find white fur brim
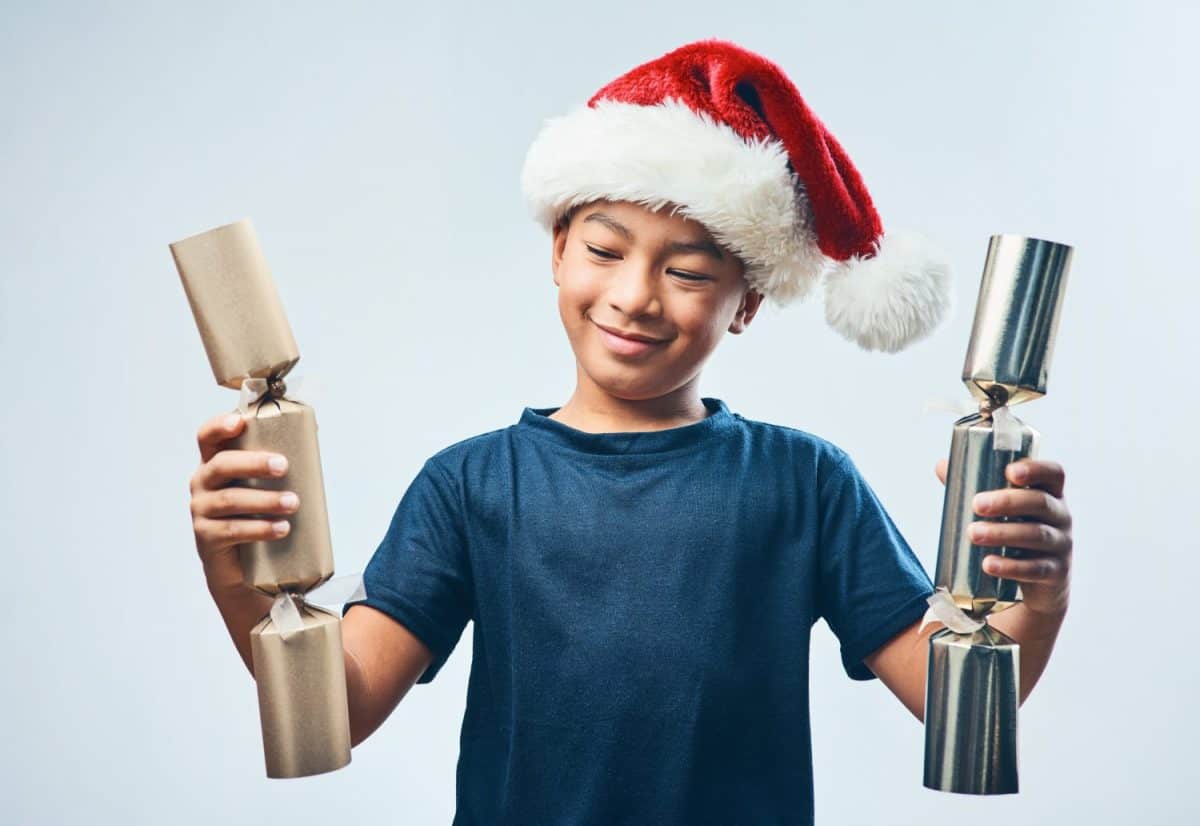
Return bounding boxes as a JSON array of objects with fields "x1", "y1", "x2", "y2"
[
  {"x1": 821, "y1": 230, "x2": 955, "y2": 353},
  {"x1": 520, "y1": 97, "x2": 827, "y2": 305},
  {"x1": 521, "y1": 97, "x2": 953, "y2": 352}
]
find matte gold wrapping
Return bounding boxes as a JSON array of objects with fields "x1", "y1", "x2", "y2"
[
  {"x1": 227, "y1": 396, "x2": 334, "y2": 595},
  {"x1": 250, "y1": 600, "x2": 352, "y2": 779},
  {"x1": 935, "y1": 411, "x2": 1038, "y2": 615},
  {"x1": 169, "y1": 219, "x2": 300, "y2": 389},
  {"x1": 923, "y1": 625, "x2": 1020, "y2": 794},
  {"x1": 170, "y1": 216, "x2": 355, "y2": 780}
]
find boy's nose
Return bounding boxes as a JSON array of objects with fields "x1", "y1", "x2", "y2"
[{"x1": 604, "y1": 266, "x2": 663, "y2": 318}]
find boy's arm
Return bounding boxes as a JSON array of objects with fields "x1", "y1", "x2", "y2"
[
  {"x1": 341, "y1": 604, "x2": 436, "y2": 747},
  {"x1": 863, "y1": 603, "x2": 1067, "y2": 722},
  {"x1": 193, "y1": 414, "x2": 441, "y2": 749},
  {"x1": 863, "y1": 456, "x2": 1073, "y2": 722},
  {"x1": 206, "y1": 576, "x2": 434, "y2": 748}
]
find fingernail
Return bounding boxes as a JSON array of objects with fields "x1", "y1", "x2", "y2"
[
  {"x1": 968, "y1": 522, "x2": 986, "y2": 540},
  {"x1": 268, "y1": 455, "x2": 288, "y2": 474},
  {"x1": 272, "y1": 520, "x2": 290, "y2": 536},
  {"x1": 982, "y1": 555, "x2": 999, "y2": 573},
  {"x1": 1011, "y1": 464, "x2": 1028, "y2": 482},
  {"x1": 280, "y1": 492, "x2": 299, "y2": 510},
  {"x1": 224, "y1": 414, "x2": 241, "y2": 431},
  {"x1": 974, "y1": 492, "x2": 994, "y2": 513}
]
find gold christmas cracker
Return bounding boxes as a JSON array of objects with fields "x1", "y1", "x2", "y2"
[{"x1": 171, "y1": 218, "x2": 355, "y2": 778}]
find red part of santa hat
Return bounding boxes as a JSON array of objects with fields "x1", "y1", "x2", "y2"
[{"x1": 520, "y1": 38, "x2": 954, "y2": 353}]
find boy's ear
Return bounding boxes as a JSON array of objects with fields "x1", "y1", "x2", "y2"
[
  {"x1": 729, "y1": 285, "x2": 765, "y2": 335},
  {"x1": 551, "y1": 221, "x2": 567, "y2": 287}
]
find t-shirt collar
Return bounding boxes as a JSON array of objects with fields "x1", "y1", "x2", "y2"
[{"x1": 517, "y1": 397, "x2": 734, "y2": 456}]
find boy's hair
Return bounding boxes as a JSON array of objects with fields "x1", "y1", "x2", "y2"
[
  {"x1": 554, "y1": 203, "x2": 582, "y2": 233},
  {"x1": 554, "y1": 200, "x2": 689, "y2": 234}
]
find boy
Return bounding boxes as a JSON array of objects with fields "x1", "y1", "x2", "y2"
[{"x1": 187, "y1": 39, "x2": 1074, "y2": 824}]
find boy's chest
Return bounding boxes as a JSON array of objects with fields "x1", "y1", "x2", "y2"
[{"x1": 465, "y1": 459, "x2": 821, "y2": 726}]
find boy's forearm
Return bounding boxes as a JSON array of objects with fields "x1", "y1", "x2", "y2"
[
  {"x1": 879, "y1": 600, "x2": 1068, "y2": 723},
  {"x1": 985, "y1": 601, "x2": 1068, "y2": 704},
  {"x1": 205, "y1": 574, "x2": 275, "y2": 676},
  {"x1": 206, "y1": 571, "x2": 372, "y2": 747}
]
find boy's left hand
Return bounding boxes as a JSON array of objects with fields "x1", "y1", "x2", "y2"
[{"x1": 934, "y1": 457, "x2": 1073, "y2": 617}]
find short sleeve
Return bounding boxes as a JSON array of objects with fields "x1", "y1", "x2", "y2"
[
  {"x1": 816, "y1": 449, "x2": 933, "y2": 681},
  {"x1": 343, "y1": 457, "x2": 473, "y2": 684}
]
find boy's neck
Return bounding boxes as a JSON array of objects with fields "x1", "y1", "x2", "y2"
[{"x1": 548, "y1": 381, "x2": 710, "y2": 434}]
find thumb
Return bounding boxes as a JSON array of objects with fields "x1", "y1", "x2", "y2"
[{"x1": 934, "y1": 457, "x2": 949, "y2": 486}]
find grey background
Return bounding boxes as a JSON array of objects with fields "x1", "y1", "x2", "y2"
[{"x1": 3, "y1": 1, "x2": 1195, "y2": 823}]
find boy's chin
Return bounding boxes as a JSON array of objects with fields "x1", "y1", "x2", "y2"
[{"x1": 578, "y1": 360, "x2": 685, "y2": 400}]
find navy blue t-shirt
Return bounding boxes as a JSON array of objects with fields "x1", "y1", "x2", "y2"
[{"x1": 346, "y1": 396, "x2": 933, "y2": 825}]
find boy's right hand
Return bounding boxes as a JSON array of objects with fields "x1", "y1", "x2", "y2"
[{"x1": 189, "y1": 412, "x2": 299, "y2": 593}]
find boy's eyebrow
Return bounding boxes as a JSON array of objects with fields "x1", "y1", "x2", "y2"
[{"x1": 582, "y1": 211, "x2": 725, "y2": 262}]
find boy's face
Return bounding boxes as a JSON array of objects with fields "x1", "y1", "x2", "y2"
[{"x1": 551, "y1": 199, "x2": 763, "y2": 402}]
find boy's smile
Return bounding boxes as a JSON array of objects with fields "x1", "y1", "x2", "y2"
[
  {"x1": 549, "y1": 199, "x2": 764, "y2": 431},
  {"x1": 591, "y1": 319, "x2": 668, "y2": 357}
]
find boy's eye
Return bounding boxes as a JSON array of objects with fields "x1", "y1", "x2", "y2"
[
  {"x1": 585, "y1": 244, "x2": 711, "y2": 282},
  {"x1": 585, "y1": 244, "x2": 618, "y2": 260}
]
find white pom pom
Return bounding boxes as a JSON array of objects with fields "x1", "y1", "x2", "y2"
[{"x1": 821, "y1": 230, "x2": 954, "y2": 353}]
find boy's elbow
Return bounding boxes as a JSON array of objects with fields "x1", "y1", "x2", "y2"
[
  {"x1": 339, "y1": 604, "x2": 440, "y2": 749},
  {"x1": 345, "y1": 647, "x2": 381, "y2": 749}
]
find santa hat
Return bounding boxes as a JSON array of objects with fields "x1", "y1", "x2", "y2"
[{"x1": 520, "y1": 38, "x2": 954, "y2": 353}]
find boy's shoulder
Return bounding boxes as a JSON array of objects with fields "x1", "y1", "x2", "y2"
[
  {"x1": 729, "y1": 408, "x2": 853, "y2": 468},
  {"x1": 422, "y1": 422, "x2": 514, "y2": 470}
]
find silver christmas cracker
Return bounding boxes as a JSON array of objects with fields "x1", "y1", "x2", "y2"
[{"x1": 923, "y1": 234, "x2": 1073, "y2": 795}]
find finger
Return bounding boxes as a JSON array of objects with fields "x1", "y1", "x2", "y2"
[
  {"x1": 973, "y1": 487, "x2": 1071, "y2": 529},
  {"x1": 981, "y1": 553, "x2": 1066, "y2": 584},
  {"x1": 191, "y1": 486, "x2": 299, "y2": 520},
  {"x1": 934, "y1": 457, "x2": 948, "y2": 485},
  {"x1": 194, "y1": 514, "x2": 291, "y2": 547},
  {"x1": 1006, "y1": 458, "x2": 1066, "y2": 499},
  {"x1": 193, "y1": 450, "x2": 289, "y2": 492},
  {"x1": 967, "y1": 520, "x2": 1072, "y2": 556},
  {"x1": 197, "y1": 413, "x2": 246, "y2": 464}
]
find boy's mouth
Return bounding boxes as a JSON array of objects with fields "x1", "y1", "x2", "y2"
[
  {"x1": 591, "y1": 320, "x2": 668, "y2": 344},
  {"x1": 592, "y1": 320, "x2": 669, "y2": 357}
]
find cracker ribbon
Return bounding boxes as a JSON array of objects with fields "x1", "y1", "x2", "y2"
[
  {"x1": 921, "y1": 396, "x2": 1022, "y2": 452},
  {"x1": 237, "y1": 373, "x2": 323, "y2": 414},
  {"x1": 269, "y1": 573, "x2": 368, "y2": 642},
  {"x1": 919, "y1": 586, "x2": 986, "y2": 635},
  {"x1": 989, "y1": 404, "x2": 1022, "y2": 451}
]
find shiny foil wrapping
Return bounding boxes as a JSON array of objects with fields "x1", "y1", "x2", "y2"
[
  {"x1": 924, "y1": 625, "x2": 1020, "y2": 794},
  {"x1": 923, "y1": 234, "x2": 1073, "y2": 796},
  {"x1": 170, "y1": 218, "x2": 353, "y2": 779},
  {"x1": 961, "y1": 234, "x2": 1072, "y2": 407},
  {"x1": 935, "y1": 411, "x2": 1038, "y2": 616},
  {"x1": 250, "y1": 600, "x2": 352, "y2": 778}
]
